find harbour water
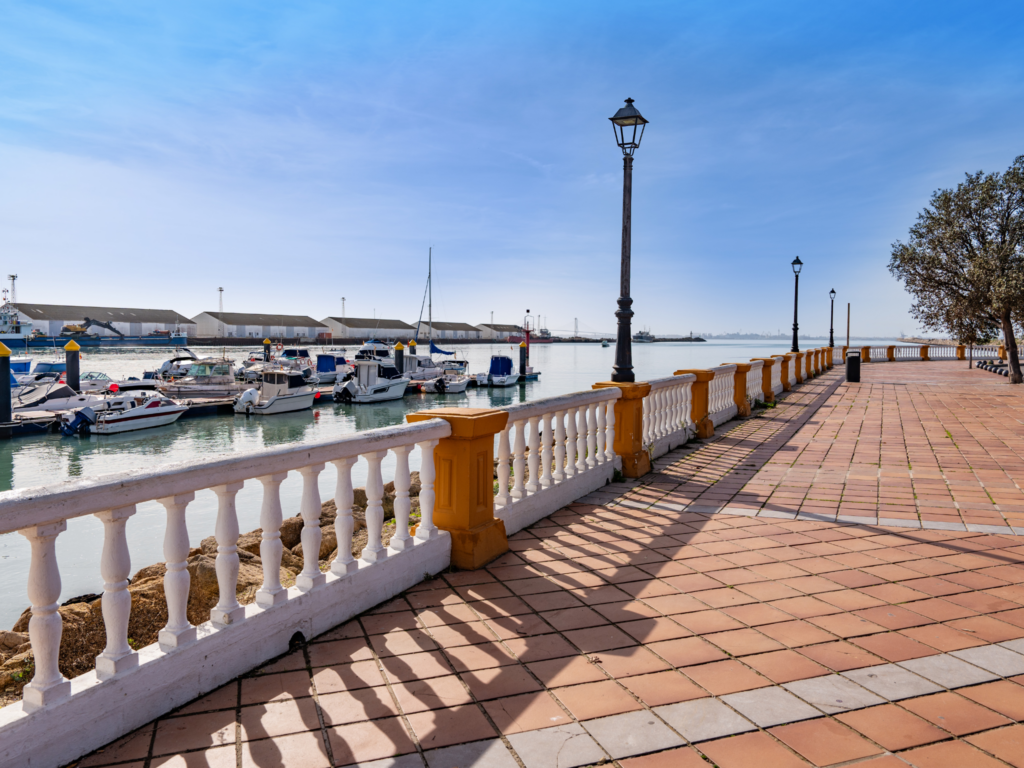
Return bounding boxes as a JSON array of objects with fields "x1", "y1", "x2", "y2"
[{"x1": 0, "y1": 339, "x2": 865, "y2": 626}]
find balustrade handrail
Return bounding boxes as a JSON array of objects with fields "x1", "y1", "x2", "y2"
[
  {"x1": 647, "y1": 372, "x2": 697, "y2": 391},
  {"x1": 500, "y1": 387, "x2": 620, "y2": 422},
  {"x1": 0, "y1": 419, "x2": 452, "y2": 534},
  {"x1": 710, "y1": 363, "x2": 737, "y2": 375}
]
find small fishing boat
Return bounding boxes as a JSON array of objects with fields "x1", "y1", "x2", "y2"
[
  {"x1": 59, "y1": 393, "x2": 187, "y2": 435},
  {"x1": 354, "y1": 340, "x2": 395, "y2": 364},
  {"x1": 486, "y1": 355, "x2": 519, "y2": 387},
  {"x1": 156, "y1": 358, "x2": 249, "y2": 398},
  {"x1": 420, "y1": 373, "x2": 470, "y2": 394},
  {"x1": 234, "y1": 369, "x2": 317, "y2": 415},
  {"x1": 334, "y1": 359, "x2": 408, "y2": 403},
  {"x1": 601, "y1": 340, "x2": 610, "y2": 348},
  {"x1": 633, "y1": 329, "x2": 655, "y2": 343},
  {"x1": 15, "y1": 359, "x2": 66, "y2": 385},
  {"x1": 314, "y1": 351, "x2": 352, "y2": 385}
]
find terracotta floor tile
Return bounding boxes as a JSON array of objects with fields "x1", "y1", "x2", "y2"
[
  {"x1": 648, "y1": 636, "x2": 729, "y2": 667},
  {"x1": 527, "y1": 655, "x2": 607, "y2": 687},
  {"x1": 389, "y1": 675, "x2": 472, "y2": 714},
  {"x1": 674, "y1": 609, "x2": 746, "y2": 634},
  {"x1": 563, "y1": 624, "x2": 638, "y2": 652},
  {"x1": 443, "y1": 641, "x2": 517, "y2": 672},
  {"x1": 618, "y1": 616, "x2": 694, "y2": 643},
  {"x1": 594, "y1": 599, "x2": 662, "y2": 623},
  {"x1": 947, "y1": 615, "x2": 1024, "y2": 642},
  {"x1": 425, "y1": 621, "x2": 497, "y2": 648},
  {"x1": 901, "y1": 691, "x2": 1012, "y2": 736},
  {"x1": 318, "y1": 686, "x2": 399, "y2": 726},
  {"x1": 770, "y1": 717, "x2": 882, "y2": 765},
  {"x1": 640, "y1": 593, "x2": 707, "y2": 615},
  {"x1": 899, "y1": 739, "x2": 1007, "y2": 768},
  {"x1": 700, "y1": 731, "x2": 807, "y2": 768},
  {"x1": 552, "y1": 679, "x2": 643, "y2": 720},
  {"x1": 379, "y1": 650, "x2": 453, "y2": 682},
  {"x1": 852, "y1": 605, "x2": 932, "y2": 630},
  {"x1": 502, "y1": 633, "x2": 578, "y2": 663},
  {"x1": 241, "y1": 671, "x2": 312, "y2": 705},
  {"x1": 849, "y1": 632, "x2": 934, "y2": 662},
  {"x1": 721, "y1": 603, "x2": 795, "y2": 626},
  {"x1": 241, "y1": 731, "x2": 330, "y2": 768},
  {"x1": 965, "y1": 724, "x2": 1024, "y2": 768},
  {"x1": 540, "y1": 606, "x2": 609, "y2": 631},
  {"x1": 837, "y1": 703, "x2": 949, "y2": 751},
  {"x1": 152, "y1": 710, "x2": 236, "y2": 755},
  {"x1": 682, "y1": 659, "x2": 768, "y2": 695},
  {"x1": 240, "y1": 697, "x2": 321, "y2": 741},
  {"x1": 770, "y1": 596, "x2": 842, "y2": 619},
  {"x1": 461, "y1": 664, "x2": 542, "y2": 701},
  {"x1": 79, "y1": 725, "x2": 154, "y2": 767},
  {"x1": 958, "y1": 680, "x2": 1024, "y2": 720},
  {"x1": 595, "y1": 645, "x2": 672, "y2": 678},
  {"x1": 619, "y1": 746, "x2": 708, "y2": 768},
  {"x1": 328, "y1": 716, "x2": 418, "y2": 763},
  {"x1": 742, "y1": 649, "x2": 829, "y2": 684},
  {"x1": 176, "y1": 683, "x2": 239, "y2": 716},
  {"x1": 307, "y1": 638, "x2": 375, "y2": 667},
  {"x1": 311, "y1": 661, "x2": 385, "y2": 694},
  {"x1": 256, "y1": 650, "x2": 309, "y2": 675},
  {"x1": 482, "y1": 691, "x2": 572, "y2": 734},
  {"x1": 808, "y1": 613, "x2": 887, "y2": 638},
  {"x1": 706, "y1": 627, "x2": 784, "y2": 656},
  {"x1": 758, "y1": 619, "x2": 837, "y2": 647},
  {"x1": 900, "y1": 624, "x2": 987, "y2": 652},
  {"x1": 620, "y1": 670, "x2": 708, "y2": 706},
  {"x1": 360, "y1": 610, "x2": 421, "y2": 635},
  {"x1": 416, "y1": 603, "x2": 481, "y2": 627},
  {"x1": 900, "y1": 598, "x2": 978, "y2": 622},
  {"x1": 798, "y1": 640, "x2": 883, "y2": 671}
]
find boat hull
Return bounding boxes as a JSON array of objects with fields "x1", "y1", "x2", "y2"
[
  {"x1": 236, "y1": 391, "x2": 316, "y2": 415},
  {"x1": 489, "y1": 373, "x2": 520, "y2": 387},
  {"x1": 91, "y1": 406, "x2": 188, "y2": 434},
  {"x1": 20, "y1": 334, "x2": 189, "y2": 348},
  {"x1": 333, "y1": 378, "x2": 408, "y2": 404}
]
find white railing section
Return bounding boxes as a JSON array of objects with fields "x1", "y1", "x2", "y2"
[
  {"x1": 708, "y1": 365, "x2": 738, "y2": 427},
  {"x1": 893, "y1": 345, "x2": 921, "y2": 361},
  {"x1": 769, "y1": 358, "x2": 784, "y2": 394},
  {"x1": 494, "y1": 388, "x2": 620, "y2": 534},
  {"x1": 641, "y1": 373, "x2": 695, "y2": 460},
  {"x1": 869, "y1": 346, "x2": 890, "y2": 361},
  {"x1": 927, "y1": 345, "x2": 958, "y2": 360},
  {"x1": 976, "y1": 345, "x2": 1001, "y2": 357},
  {"x1": 0, "y1": 420, "x2": 453, "y2": 768},
  {"x1": 745, "y1": 360, "x2": 764, "y2": 403},
  {"x1": 772, "y1": 356, "x2": 791, "y2": 389}
]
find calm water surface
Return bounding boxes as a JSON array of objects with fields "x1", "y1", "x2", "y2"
[{"x1": 0, "y1": 339, "x2": 855, "y2": 626}]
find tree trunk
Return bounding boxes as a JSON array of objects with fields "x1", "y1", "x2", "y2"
[{"x1": 1002, "y1": 310, "x2": 1022, "y2": 384}]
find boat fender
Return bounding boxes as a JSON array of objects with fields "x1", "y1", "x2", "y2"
[{"x1": 276, "y1": 343, "x2": 283, "y2": 351}]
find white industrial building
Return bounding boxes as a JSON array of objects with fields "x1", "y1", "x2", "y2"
[
  {"x1": 321, "y1": 317, "x2": 417, "y2": 340},
  {"x1": 14, "y1": 304, "x2": 196, "y2": 337},
  {"x1": 193, "y1": 312, "x2": 327, "y2": 339},
  {"x1": 475, "y1": 323, "x2": 523, "y2": 340},
  {"x1": 415, "y1": 321, "x2": 483, "y2": 340}
]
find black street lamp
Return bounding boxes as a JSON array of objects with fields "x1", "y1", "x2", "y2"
[
  {"x1": 791, "y1": 256, "x2": 803, "y2": 353},
  {"x1": 829, "y1": 288, "x2": 836, "y2": 348},
  {"x1": 609, "y1": 98, "x2": 648, "y2": 383}
]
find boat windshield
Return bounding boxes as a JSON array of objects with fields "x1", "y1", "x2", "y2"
[
  {"x1": 35, "y1": 363, "x2": 66, "y2": 374},
  {"x1": 187, "y1": 364, "x2": 232, "y2": 377},
  {"x1": 82, "y1": 372, "x2": 111, "y2": 381}
]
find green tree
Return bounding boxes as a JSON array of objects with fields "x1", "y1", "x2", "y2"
[{"x1": 889, "y1": 156, "x2": 1024, "y2": 383}]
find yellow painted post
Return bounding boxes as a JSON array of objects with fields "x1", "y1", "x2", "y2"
[
  {"x1": 920, "y1": 345, "x2": 930, "y2": 361},
  {"x1": 793, "y1": 353, "x2": 804, "y2": 383},
  {"x1": 780, "y1": 355, "x2": 792, "y2": 392},
  {"x1": 750, "y1": 358, "x2": 775, "y2": 403},
  {"x1": 999, "y1": 345, "x2": 1007, "y2": 361},
  {"x1": 956, "y1": 345, "x2": 966, "y2": 360},
  {"x1": 860, "y1": 346, "x2": 871, "y2": 364},
  {"x1": 729, "y1": 363, "x2": 753, "y2": 417},
  {"x1": 826, "y1": 347, "x2": 834, "y2": 368},
  {"x1": 887, "y1": 345, "x2": 896, "y2": 362},
  {"x1": 406, "y1": 408, "x2": 509, "y2": 569},
  {"x1": 674, "y1": 370, "x2": 715, "y2": 438},
  {"x1": 841, "y1": 346, "x2": 849, "y2": 364},
  {"x1": 592, "y1": 381, "x2": 651, "y2": 477},
  {"x1": 813, "y1": 349, "x2": 821, "y2": 375}
]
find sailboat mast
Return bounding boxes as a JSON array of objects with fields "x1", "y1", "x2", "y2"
[{"x1": 428, "y1": 247, "x2": 432, "y2": 342}]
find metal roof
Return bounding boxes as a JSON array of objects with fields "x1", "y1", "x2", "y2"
[
  {"x1": 323, "y1": 317, "x2": 415, "y2": 330},
  {"x1": 199, "y1": 312, "x2": 326, "y2": 327},
  {"x1": 478, "y1": 324, "x2": 523, "y2": 332},
  {"x1": 419, "y1": 321, "x2": 482, "y2": 332},
  {"x1": 15, "y1": 303, "x2": 193, "y2": 324}
]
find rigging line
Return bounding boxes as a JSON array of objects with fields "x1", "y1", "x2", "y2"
[{"x1": 414, "y1": 253, "x2": 429, "y2": 344}]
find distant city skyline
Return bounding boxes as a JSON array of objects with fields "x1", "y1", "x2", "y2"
[{"x1": 2, "y1": 2, "x2": 1023, "y2": 337}]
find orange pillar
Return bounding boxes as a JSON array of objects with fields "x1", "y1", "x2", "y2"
[
  {"x1": 729, "y1": 363, "x2": 753, "y2": 417},
  {"x1": 956, "y1": 345, "x2": 966, "y2": 360},
  {"x1": 794, "y1": 352, "x2": 804, "y2": 383},
  {"x1": 861, "y1": 346, "x2": 871, "y2": 364},
  {"x1": 998, "y1": 345, "x2": 1007, "y2": 361},
  {"x1": 592, "y1": 381, "x2": 651, "y2": 478},
  {"x1": 779, "y1": 355, "x2": 792, "y2": 392},
  {"x1": 826, "y1": 347, "x2": 834, "y2": 368},
  {"x1": 675, "y1": 369, "x2": 714, "y2": 438},
  {"x1": 887, "y1": 345, "x2": 896, "y2": 361},
  {"x1": 750, "y1": 358, "x2": 775, "y2": 403},
  {"x1": 841, "y1": 346, "x2": 848, "y2": 364},
  {"x1": 406, "y1": 408, "x2": 509, "y2": 569},
  {"x1": 921, "y1": 345, "x2": 930, "y2": 361}
]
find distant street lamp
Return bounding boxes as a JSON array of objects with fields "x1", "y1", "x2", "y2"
[
  {"x1": 609, "y1": 98, "x2": 648, "y2": 383},
  {"x1": 791, "y1": 257, "x2": 803, "y2": 353},
  {"x1": 829, "y1": 288, "x2": 836, "y2": 348}
]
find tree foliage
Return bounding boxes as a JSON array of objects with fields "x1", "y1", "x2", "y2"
[{"x1": 889, "y1": 156, "x2": 1024, "y2": 383}]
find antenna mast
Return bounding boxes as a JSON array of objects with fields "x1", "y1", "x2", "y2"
[{"x1": 428, "y1": 247, "x2": 432, "y2": 343}]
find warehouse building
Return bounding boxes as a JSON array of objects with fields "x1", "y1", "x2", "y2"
[
  {"x1": 321, "y1": 317, "x2": 417, "y2": 340},
  {"x1": 13, "y1": 303, "x2": 196, "y2": 337},
  {"x1": 475, "y1": 323, "x2": 523, "y2": 340},
  {"x1": 193, "y1": 312, "x2": 327, "y2": 339},
  {"x1": 415, "y1": 321, "x2": 483, "y2": 340}
]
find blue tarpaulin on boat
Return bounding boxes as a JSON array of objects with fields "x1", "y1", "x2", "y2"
[
  {"x1": 316, "y1": 354, "x2": 337, "y2": 373},
  {"x1": 430, "y1": 341, "x2": 454, "y2": 355},
  {"x1": 489, "y1": 355, "x2": 513, "y2": 376},
  {"x1": 9, "y1": 372, "x2": 16, "y2": 386}
]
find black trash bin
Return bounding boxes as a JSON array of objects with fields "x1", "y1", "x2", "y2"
[{"x1": 846, "y1": 351, "x2": 861, "y2": 382}]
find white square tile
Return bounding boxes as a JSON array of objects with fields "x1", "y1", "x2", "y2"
[
  {"x1": 783, "y1": 675, "x2": 885, "y2": 714},
  {"x1": 583, "y1": 710, "x2": 684, "y2": 760},
  {"x1": 721, "y1": 687, "x2": 821, "y2": 726},
  {"x1": 507, "y1": 724, "x2": 605, "y2": 768},
  {"x1": 899, "y1": 654, "x2": 999, "y2": 689},
  {"x1": 842, "y1": 664, "x2": 943, "y2": 701},
  {"x1": 951, "y1": 645, "x2": 1024, "y2": 677},
  {"x1": 653, "y1": 698, "x2": 755, "y2": 742}
]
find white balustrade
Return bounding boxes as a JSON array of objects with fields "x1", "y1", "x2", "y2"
[
  {"x1": 708, "y1": 365, "x2": 738, "y2": 426},
  {"x1": 769, "y1": 358, "x2": 783, "y2": 395},
  {"x1": 746, "y1": 360, "x2": 764, "y2": 403},
  {"x1": 869, "y1": 345, "x2": 890, "y2": 361},
  {"x1": 0, "y1": 419, "x2": 452, "y2": 768},
  {"x1": 928, "y1": 345, "x2": 957, "y2": 360},
  {"x1": 893, "y1": 345, "x2": 920, "y2": 361},
  {"x1": 641, "y1": 373, "x2": 695, "y2": 459}
]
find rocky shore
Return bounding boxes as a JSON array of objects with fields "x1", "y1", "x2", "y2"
[{"x1": 0, "y1": 475, "x2": 420, "y2": 708}]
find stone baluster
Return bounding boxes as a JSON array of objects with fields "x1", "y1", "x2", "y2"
[
  {"x1": 552, "y1": 410, "x2": 566, "y2": 483},
  {"x1": 20, "y1": 521, "x2": 70, "y2": 711},
  {"x1": 655, "y1": 389, "x2": 666, "y2": 439},
  {"x1": 415, "y1": 439, "x2": 439, "y2": 540},
  {"x1": 525, "y1": 415, "x2": 540, "y2": 493},
  {"x1": 605, "y1": 400, "x2": 616, "y2": 461},
  {"x1": 95, "y1": 506, "x2": 137, "y2": 680},
  {"x1": 641, "y1": 394, "x2": 652, "y2": 445},
  {"x1": 575, "y1": 406, "x2": 588, "y2": 473},
  {"x1": 158, "y1": 493, "x2": 196, "y2": 650},
  {"x1": 511, "y1": 420, "x2": 527, "y2": 498},
  {"x1": 256, "y1": 472, "x2": 288, "y2": 607},
  {"x1": 211, "y1": 482, "x2": 245, "y2": 626},
  {"x1": 495, "y1": 425, "x2": 512, "y2": 507},
  {"x1": 586, "y1": 403, "x2": 599, "y2": 469},
  {"x1": 362, "y1": 450, "x2": 388, "y2": 562},
  {"x1": 564, "y1": 408, "x2": 578, "y2": 478},
  {"x1": 595, "y1": 400, "x2": 607, "y2": 464},
  {"x1": 539, "y1": 413, "x2": 553, "y2": 488},
  {"x1": 331, "y1": 457, "x2": 359, "y2": 574},
  {"x1": 297, "y1": 463, "x2": 326, "y2": 591},
  {"x1": 390, "y1": 445, "x2": 414, "y2": 551}
]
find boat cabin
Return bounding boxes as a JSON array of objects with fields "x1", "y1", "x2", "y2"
[
  {"x1": 489, "y1": 356, "x2": 514, "y2": 377},
  {"x1": 354, "y1": 340, "x2": 391, "y2": 361},
  {"x1": 260, "y1": 370, "x2": 310, "y2": 398}
]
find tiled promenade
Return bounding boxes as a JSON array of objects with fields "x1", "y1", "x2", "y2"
[{"x1": 76, "y1": 363, "x2": 1024, "y2": 768}]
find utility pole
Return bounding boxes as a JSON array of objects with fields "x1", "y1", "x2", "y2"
[
  {"x1": 428, "y1": 247, "x2": 432, "y2": 342},
  {"x1": 218, "y1": 287, "x2": 224, "y2": 337},
  {"x1": 846, "y1": 303, "x2": 850, "y2": 348}
]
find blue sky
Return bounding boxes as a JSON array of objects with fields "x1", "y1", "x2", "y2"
[{"x1": 1, "y1": 2, "x2": 1023, "y2": 337}]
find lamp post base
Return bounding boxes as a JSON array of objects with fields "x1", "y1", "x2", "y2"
[{"x1": 611, "y1": 296, "x2": 634, "y2": 383}]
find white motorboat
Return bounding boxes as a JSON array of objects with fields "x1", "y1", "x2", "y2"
[
  {"x1": 354, "y1": 340, "x2": 396, "y2": 365},
  {"x1": 59, "y1": 393, "x2": 187, "y2": 435},
  {"x1": 12, "y1": 382, "x2": 105, "y2": 413},
  {"x1": 420, "y1": 373, "x2": 470, "y2": 394},
  {"x1": 234, "y1": 369, "x2": 317, "y2": 415},
  {"x1": 633, "y1": 329, "x2": 655, "y2": 343},
  {"x1": 78, "y1": 372, "x2": 156, "y2": 393},
  {"x1": 472, "y1": 371, "x2": 489, "y2": 386},
  {"x1": 15, "y1": 359, "x2": 66, "y2": 385},
  {"x1": 601, "y1": 340, "x2": 610, "y2": 348},
  {"x1": 485, "y1": 355, "x2": 519, "y2": 387},
  {"x1": 333, "y1": 359, "x2": 408, "y2": 403},
  {"x1": 314, "y1": 351, "x2": 351, "y2": 385},
  {"x1": 147, "y1": 348, "x2": 199, "y2": 380},
  {"x1": 156, "y1": 358, "x2": 249, "y2": 398}
]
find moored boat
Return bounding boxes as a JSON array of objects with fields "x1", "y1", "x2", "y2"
[
  {"x1": 234, "y1": 368, "x2": 317, "y2": 415},
  {"x1": 333, "y1": 358, "x2": 408, "y2": 403},
  {"x1": 59, "y1": 393, "x2": 187, "y2": 435},
  {"x1": 156, "y1": 358, "x2": 249, "y2": 398},
  {"x1": 485, "y1": 355, "x2": 519, "y2": 387}
]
